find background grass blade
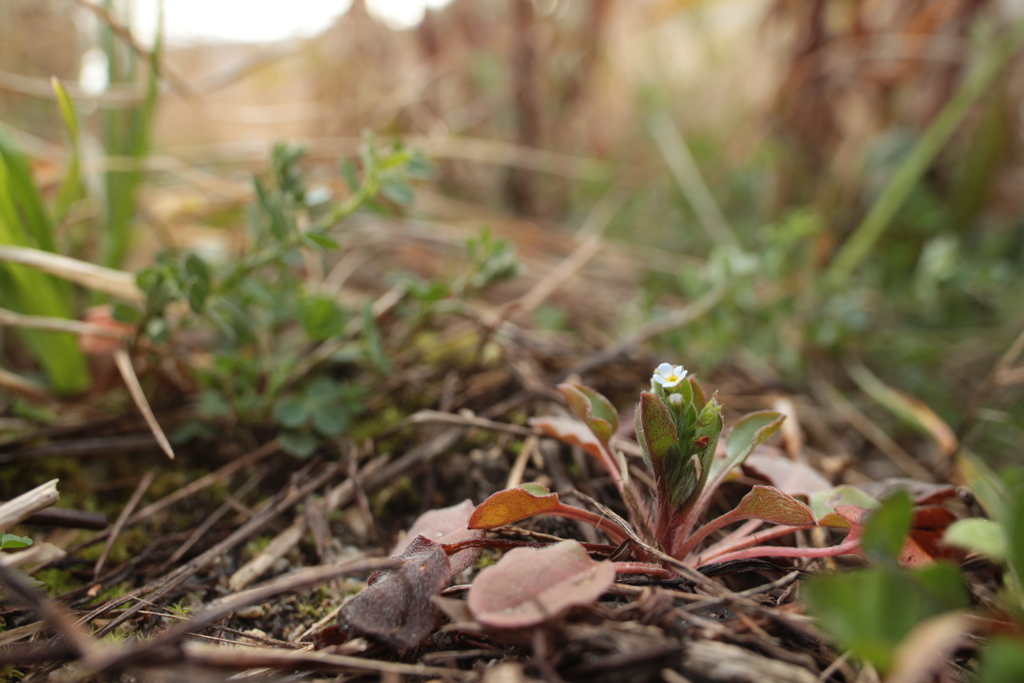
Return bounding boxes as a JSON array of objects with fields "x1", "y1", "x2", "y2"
[{"x1": 0, "y1": 154, "x2": 90, "y2": 394}]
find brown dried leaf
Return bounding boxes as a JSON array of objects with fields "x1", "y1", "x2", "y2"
[
  {"x1": 396, "y1": 499, "x2": 483, "y2": 575},
  {"x1": 337, "y1": 536, "x2": 450, "y2": 651},
  {"x1": 530, "y1": 415, "x2": 606, "y2": 462},
  {"x1": 744, "y1": 452, "x2": 832, "y2": 498},
  {"x1": 467, "y1": 540, "x2": 616, "y2": 629}
]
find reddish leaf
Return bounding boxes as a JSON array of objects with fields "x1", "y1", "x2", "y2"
[
  {"x1": 530, "y1": 415, "x2": 606, "y2": 462},
  {"x1": 901, "y1": 506, "x2": 964, "y2": 566},
  {"x1": 675, "y1": 484, "x2": 818, "y2": 557},
  {"x1": 558, "y1": 383, "x2": 617, "y2": 446},
  {"x1": 732, "y1": 485, "x2": 817, "y2": 527},
  {"x1": 833, "y1": 504, "x2": 964, "y2": 567},
  {"x1": 337, "y1": 536, "x2": 450, "y2": 650},
  {"x1": 467, "y1": 540, "x2": 616, "y2": 629},
  {"x1": 396, "y1": 499, "x2": 483, "y2": 575},
  {"x1": 469, "y1": 485, "x2": 560, "y2": 530},
  {"x1": 743, "y1": 452, "x2": 832, "y2": 498}
]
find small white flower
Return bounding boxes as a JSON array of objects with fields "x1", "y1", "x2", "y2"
[
  {"x1": 652, "y1": 363, "x2": 687, "y2": 389},
  {"x1": 668, "y1": 393, "x2": 683, "y2": 406}
]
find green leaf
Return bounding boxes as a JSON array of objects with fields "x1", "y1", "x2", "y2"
[
  {"x1": 688, "y1": 376, "x2": 707, "y2": 409},
  {"x1": 380, "y1": 179, "x2": 415, "y2": 206},
  {"x1": 1005, "y1": 484, "x2": 1024, "y2": 578},
  {"x1": 944, "y1": 518, "x2": 1006, "y2": 561},
  {"x1": 186, "y1": 277, "x2": 210, "y2": 314},
  {"x1": 0, "y1": 534, "x2": 32, "y2": 550},
  {"x1": 709, "y1": 411, "x2": 785, "y2": 483},
  {"x1": 804, "y1": 561, "x2": 967, "y2": 674},
  {"x1": 112, "y1": 302, "x2": 141, "y2": 324},
  {"x1": 298, "y1": 295, "x2": 345, "y2": 342},
  {"x1": 301, "y1": 230, "x2": 339, "y2": 251},
  {"x1": 278, "y1": 430, "x2": 319, "y2": 458},
  {"x1": 469, "y1": 485, "x2": 560, "y2": 529},
  {"x1": 911, "y1": 562, "x2": 969, "y2": 610},
  {"x1": 305, "y1": 377, "x2": 342, "y2": 404},
  {"x1": 809, "y1": 485, "x2": 879, "y2": 526},
  {"x1": 273, "y1": 396, "x2": 311, "y2": 429},
  {"x1": 405, "y1": 153, "x2": 434, "y2": 179},
  {"x1": 976, "y1": 637, "x2": 1024, "y2": 683},
  {"x1": 361, "y1": 302, "x2": 391, "y2": 373},
  {"x1": 633, "y1": 392, "x2": 678, "y2": 472},
  {"x1": 311, "y1": 405, "x2": 349, "y2": 437},
  {"x1": 862, "y1": 490, "x2": 913, "y2": 562},
  {"x1": 184, "y1": 252, "x2": 211, "y2": 283},
  {"x1": 340, "y1": 159, "x2": 360, "y2": 193}
]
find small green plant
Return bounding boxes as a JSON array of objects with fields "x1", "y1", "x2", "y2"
[
  {"x1": 474, "y1": 364, "x2": 859, "y2": 565},
  {"x1": 272, "y1": 377, "x2": 367, "y2": 458},
  {"x1": 804, "y1": 491, "x2": 969, "y2": 674},
  {"x1": 804, "y1": 452, "x2": 1024, "y2": 680},
  {"x1": 0, "y1": 85, "x2": 91, "y2": 394},
  {"x1": 334, "y1": 364, "x2": 866, "y2": 650},
  {"x1": 128, "y1": 135, "x2": 432, "y2": 456}
]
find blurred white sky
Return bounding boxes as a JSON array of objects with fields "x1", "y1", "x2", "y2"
[{"x1": 131, "y1": 0, "x2": 453, "y2": 44}]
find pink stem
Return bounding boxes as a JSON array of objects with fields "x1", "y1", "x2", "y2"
[
  {"x1": 707, "y1": 537, "x2": 863, "y2": 564},
  {"x1": 694, "y1": 524, "x2": 817, "y2": 564},
  {"x1": 550, "y1": 503, "x2": 630, "y2": 546},
  {"x1": 671, "y1": 483, "x2": 719, "y2": 553},
  {"x1": 612, "y1": 562, "x2": 675, "y2": 579},
  {"x1": 595, "y1": 443, "x2": 625, "y2": 493},
  {"x1": 672, "y1": 510, "x2": 742, "y2": 559}
]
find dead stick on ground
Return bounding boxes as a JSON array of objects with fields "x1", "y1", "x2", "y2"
[
  {"x1": 512, "y1": 186, "x2": 628, "y2": 316},
  {"x1": 0, "y1": 307, "x2": 127, "y2": 339},
  {"x1": 72, "y1": 439, "x2": 280, "y2": 556},
  {"x1": 173, "y1": 641, "x2": 474, "y2": 679},
  {"x1": 94, "y1": 469, "x2": 156, "y2": 577},
  {"x1": 84, "y1": 459, "x2": 350, "y2": 636},
  {"x1": 80, "y1": 557, "x2": 396, "y2": 675},
  {"x1": 157, "y1": 467, "x2": 269, "y2": 573},
  {"x1": 0, "y1": 561, "x2": 100, "y2": 662},
  {"x1": 113, "y1": 349, "x2": 174, "y2": 460},
  {"x1": 0, "y1": 479, "x2": 60, "y2": 531}
]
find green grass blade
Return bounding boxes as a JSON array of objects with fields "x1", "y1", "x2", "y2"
[
  {"x1": 99, "y1": 3, "x2": 162, "y2": 270},
  {"x1": 51, "y1": 78, "x2": 84, "y2": 225},
  {"x1": 828, "y1": 16, "x2": 1024, "y2": 284},
  {"x1": 0, "y1": 126, "x2": 56, "y2": 253},
  {"x1": 0, "y1": 154, "x2": 90, "y2": 394}
]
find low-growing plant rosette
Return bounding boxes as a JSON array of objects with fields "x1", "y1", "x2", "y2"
[{"x1": 333, "y1": 363, "x2": 954, "y2": 650}]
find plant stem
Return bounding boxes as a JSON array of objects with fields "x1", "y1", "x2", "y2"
[
  {"x1": 672, "y1": 509, "x2": 742, "y2": 559},
  {"x1": 708, "y1": 536, "x2": 863, "y2": 564},
  {"x1": 550, "y1": 503, "x2": 630, "y2": 546},
  {"x1": 694, "y1": 524, "x2": 818, "y2": 565}
]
